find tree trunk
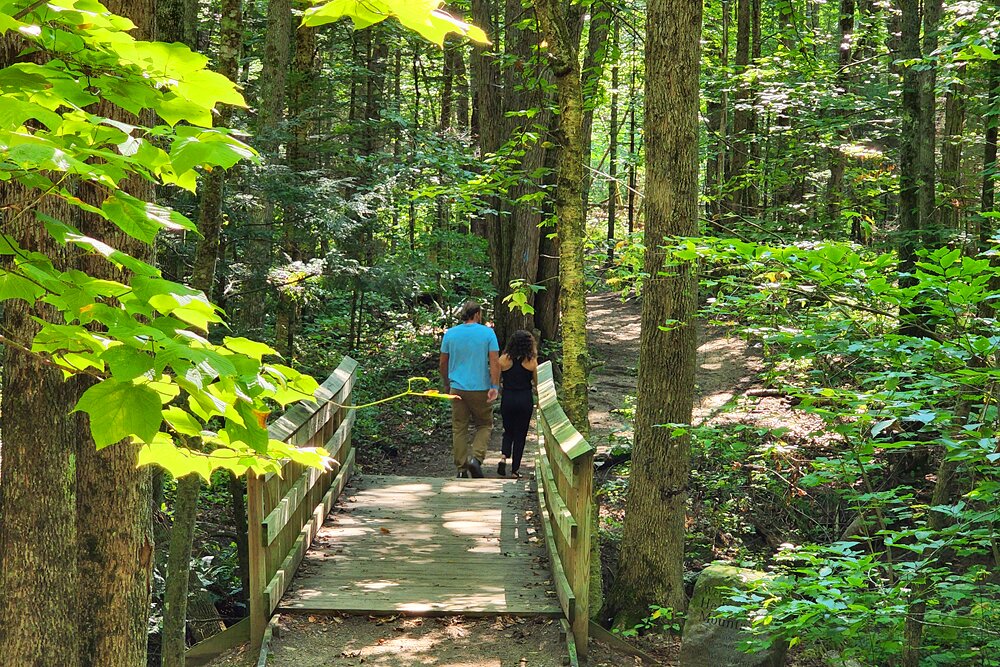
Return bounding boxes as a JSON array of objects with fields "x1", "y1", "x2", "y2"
[
  {"x1": 0, "y1": 182, "x2": 81, "y2": 667},
  {"x1": 896, "y1": 0, "x2": 922, "y2": 321},
  {"x1": 606, "y1": 17, "x2": 620, "y2": 266},
  {"x1": 627, "y1": 51, "x2": 638, "y2": 234},
  {"x1": 726, "y1": 0, "x2": 753, "y2": 217},
  {"x1": 162, "y1": 6, "x2": 245, "y2": 659},
  {"x1": 580, "y1": 1, "x2": 612, "y2": 217},
  {"x1": 918, "y1": 0, "x2": 943, "y2": 245},
  {"x1": 940, "y1": 72, "x2": 966, "y2": 232},
  {"x1": 826, "y1": 0, "x2": 854, "y2": 227},
  {"x1": 611, "y1": 0, "x2": 701, "y2": 622},
  {"x1": 473, "y1": 0, "x2": 547, "y2": 345},
  {"x1": 161, "y1": 475, "x2": 202, "y2": 667},
  {"x1": 979, "y1": 54, "x2": 999, "y2": 316},
  {"x1": 72, "y1": 4, "x2": 156, "y2": 665},
  {"x1": 532, "y1": 0, "x2": 590, "y2": 438},
  {"x1": 236, "y1": 0, "x2": 292, "y2": 339}
]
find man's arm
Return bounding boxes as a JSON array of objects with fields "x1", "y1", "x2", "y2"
[
  {"x1": 487, "y1": 350, "x2": 500, "y2": 401},
  {"x1": 439, "y1": 352, "x2": 450, "y2": 392}
]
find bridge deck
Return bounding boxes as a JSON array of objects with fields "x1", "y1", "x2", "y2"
[{"x1": 278, "y1": 474, "x2": 563, "y2": 617}]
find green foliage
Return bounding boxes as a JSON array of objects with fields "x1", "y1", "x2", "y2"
[
  {"x1": 614, "y1": 605, "x2": 683, "y2": 638},
  {"x1": 303, "y1": 0, "x2": 489, "y2": 46},
  {"x1": 0, "y1": 0, "x2": 342, "y2": 479},
  {"x1": 682, "y1": 237, "x2": 1000, "y2": 664},
  {"x1": 502, "y1": 278, "x2": 544, "y2": 316}
]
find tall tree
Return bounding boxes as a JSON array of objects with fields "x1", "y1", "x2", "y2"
[
  {"x1": 606, "y1": 17, "x2": 620, "y2": 266},
  {"x1": 162, "y1": 2, "x2": 245, "y2": 664},
  {"x1": 532, "y1": 0, "x2": 589, "y2": 437},
  {"x1": 236, "y1": 0, "x2": 292, "y2": 339},
  {"x1": 725, "y1": 0, "x2": 755, "y2": 216},
  {"x1": 0, "y1": 174, "x2": 82, "y2": 666},
  {"x1": 471, "y1": 0, "x2": 546, "y2": 345},
  {"x1": 611, "y1": 0, "x2": 702, "y2": 621},
  {"x1": 75, "y1": 1, "x2": 156, "y2": 663}
]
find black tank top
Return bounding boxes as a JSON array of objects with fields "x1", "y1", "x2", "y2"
[{"x1": 502, "y1": 359, "x2": 534, "y2": 392}]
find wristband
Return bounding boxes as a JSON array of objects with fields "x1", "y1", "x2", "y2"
[{"x1": 490, "y1": 384, "x2": 499, "y2": 390}]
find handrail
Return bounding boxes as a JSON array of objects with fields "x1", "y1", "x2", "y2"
[
  {"x1": 535, "y1": 360, "x2": 594, "y2": 659},
  {"x1": 246, "y1": 356, "x2": 359, "y2": 651}
]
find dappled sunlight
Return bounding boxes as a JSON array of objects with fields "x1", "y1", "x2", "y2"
[{"x1": 280, "y1": 475, "x2": 559, "y2": 617}]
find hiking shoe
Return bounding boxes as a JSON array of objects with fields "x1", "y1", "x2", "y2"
[
  {"x1": 467, "y1": 457, "x2": 484, "y2": 478},
  {"x1": 456, "y1": 469, "x2": 469, "y2": 478},
  {"x1": 497, "y1": 460, "x2": 507, "y2": 477}
]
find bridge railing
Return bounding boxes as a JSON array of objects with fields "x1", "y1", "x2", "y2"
[
  {"x1": 534, "y1": 360, "x2": 595, "y2": 658},
  {"x1": 246, "y1": 356, "x2": 359, "y2": 650}
]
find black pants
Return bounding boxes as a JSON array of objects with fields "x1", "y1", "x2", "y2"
[{"x1": 501, "y1": 389, "x2": 534, "y2": 473}]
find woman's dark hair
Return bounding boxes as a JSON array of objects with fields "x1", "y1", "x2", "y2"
[{"x1": 504, "y1": 330, "x2": 537, "y2": 362}]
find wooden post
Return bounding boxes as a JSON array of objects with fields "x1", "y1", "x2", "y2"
[
  {"x1": 570, "y1": 455, "x2": 593, "y2": 658},
  {"x1": 247, "y1": 472, "x2": 267, "y2": 652}
]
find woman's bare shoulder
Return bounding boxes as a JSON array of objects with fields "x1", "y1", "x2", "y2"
[
  {"x1": 499, "y1": 353, "x2": 514, "y2": 370},
  {"x1": 523, "y1": 358, "x2": 539, "y2": 371}
]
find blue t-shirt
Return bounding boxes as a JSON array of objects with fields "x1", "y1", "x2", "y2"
[{"x1": 440, "y1": 323, "x2": 499, "y2": 391}]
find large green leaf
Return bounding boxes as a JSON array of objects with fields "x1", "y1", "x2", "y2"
[
  {"x1": 74, "y1": 378, "x2": 163, "y2": 448},
  {"x1": 303, "y1": 0, "x2": 488, "y2": 46}
]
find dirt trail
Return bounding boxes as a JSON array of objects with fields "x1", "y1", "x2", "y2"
[
  {"x1": 210, "y1": 294, "x2": 757, "y2": 667},
  {"x1": 586, "y1": 291, "x2": 760, "y2": 448}
]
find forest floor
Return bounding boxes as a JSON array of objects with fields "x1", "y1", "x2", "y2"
[{"x1": 208, "y1": 292, "x2": 806, "y2": 666}]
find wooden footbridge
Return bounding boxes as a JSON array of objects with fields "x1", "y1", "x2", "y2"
[{"x1": 187, "y1": 357, "x2": 595, "y2": 665}]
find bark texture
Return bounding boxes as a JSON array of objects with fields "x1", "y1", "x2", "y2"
[
  {"x1": 471, "y1": 0, "x2": 547, "y2": 346},
  {"x1": 74, "y1": 4, "x2": 156, "y2": 665},
  {"x1": 611, "y1": 0, "x2": 702, "y2": 621},
  {"x1": 0, "y1": 190, "x2": 81, "y2": 667},
  {"x1": 531, "y1": 0, "x2": 590, "y2": 436},
  {"x1": 237, "y1": 0, "x2": 292, "y2": 339}
]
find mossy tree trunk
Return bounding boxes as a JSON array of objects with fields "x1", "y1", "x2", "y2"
[{"x1": 611, "y1": 0, "x2": 702, "y2": 622}]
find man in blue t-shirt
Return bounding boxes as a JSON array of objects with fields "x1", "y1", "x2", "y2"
[{"x1": 439, "y1": 300, "x2": 500, "y2": 478}]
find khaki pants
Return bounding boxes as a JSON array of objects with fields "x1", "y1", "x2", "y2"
[{"x1": 451, "y1": 389, "x2": 492, "y2": 470}]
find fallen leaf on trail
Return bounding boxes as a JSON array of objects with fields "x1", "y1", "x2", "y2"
[
  {"x1": 308, "y1": 616, "x2": 317, "y2": 622},
  {"x1": 380, "y1": 527, "x2": 391, "y2": 534}
]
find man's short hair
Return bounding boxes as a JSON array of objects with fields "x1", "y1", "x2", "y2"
[{"x1": 460, "y1": 300, "x2": 482, "y2": 322}]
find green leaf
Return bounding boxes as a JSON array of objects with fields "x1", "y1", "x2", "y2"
[
  {"x1": 162, "y1": 406, "x2": 205, "y2": 437},
  {"x1": 136, "y1": 433, "x2": 214, "y2": 481},
  {"x1": 303, "y1": 0, "x2": 489, "y2": 46},
  {"x1": 870, "y1": 418, "x2": 895, "y2": 438},
  {"x1": 74, "y1": 378, "x2": 163, "y2": 448},
  {"x1": 224, "y1": 336, "x2": 277, "y2": 360},
  {"x1": 169, "y1": 130, "x2": 256, "y2": 175},
  {"x1": 101, "y1": 345, "x2": 154, "y2": 380},
  {"x1": 0, "y1": 269, "x2": 46, "y2": 304}
]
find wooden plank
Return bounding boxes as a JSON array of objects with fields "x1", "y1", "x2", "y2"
[
  {"x1": 322, "y1": 409, "x2": 356, "y2": 466},
  {"x1": 288, "y1": 367, "x2": 355, "y2": 448},
  {"x1": 263, "y1": 448, "x2": 355, "y2": 614},
  {"x1": 588, "y1": 621, "x2": 660, "y2": 665},
  {"x1": 267, "y1": 358, "x2": 357, "y2": 443},
  {"x1": 535, "y1": 454, "x2": 576, "y2": 622},
  {"x1": 561, "y1": 618, "x2": 580, "y2": 667},
  {"x1": 261, "y1": 411, "x2": 356, "y2": 545},
  {"x1": 536, "y1": 362, "x2": 594, "y2": 462},
  {"x1": 255, "y1": 616, "x2": 279, "y2": 667},
  {"x1": 568, "y1": 453, "x2": 593, "y2": 658},
  {"x1": 536, "y1": 450, "x2": 578, "y2": 546},
  {"x1": 262, "y1": 467, "x2": 324, "y2": 546},
  {"x1": 538, "y1": 414, "x2": 577, "y2": 486},
  {"x1": 280, "y1": 600, "x2": 563, "y2": 617},
  {"x1": 184, "y1": 617, "x2": 250, "y2": 667},
  {"x1": 246, "y1": 472, "x2": 268, "y2": 652}
]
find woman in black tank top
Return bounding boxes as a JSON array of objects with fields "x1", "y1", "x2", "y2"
[{"x1": 497, "y1": 330, "x2": 538, "y2": 478}]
